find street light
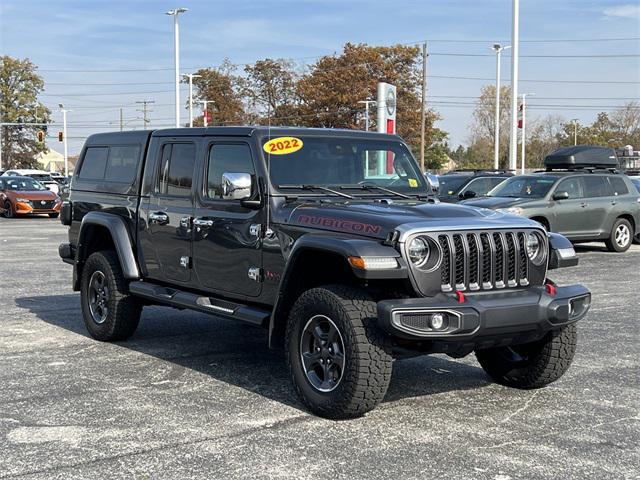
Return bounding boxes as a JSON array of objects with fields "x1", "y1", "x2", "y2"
[
  {"x1": 183, "y1": 73, "x2": 201, "y2": 127},
  {"x1": 508, "y1": 0, "x2": 520, "y2": 171},
  {"x1": 166, "y1": 7, "x2": 188, "y2": 128},
  {"x1": 58, "y1": 103, "x2": 71, "y2": 177},
  {"x1": 357, "y1": 100, "x2": 376, "y2": 131},
  {"x1": 492, "y1": 43, "x2": 511, "y2": 169},
  {"x1": 519, "y1": 92, "x2": 534, "y2": 174}
]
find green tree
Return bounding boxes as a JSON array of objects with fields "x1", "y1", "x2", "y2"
[{"x1": 0, "y1": 56, "x2": 51, "y2": 169}]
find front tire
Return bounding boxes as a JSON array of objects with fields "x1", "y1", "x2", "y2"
[
  {"x1": 3, "y1": 200, "x2": 14, "y2": 218},
  {"x1": 605, "y1": 218, "x2": 632, "y2": 252},
  {"x1": 80, "y1": 250, "x2": 142, "y2": 341},
  {"x1": 475, "y1": 324, "x2": 577, "y2": 389},
  {"x1": 285, "y1": 285, "x2": 392, "y2": 419}
]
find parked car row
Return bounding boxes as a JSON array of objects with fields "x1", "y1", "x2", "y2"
[{"x1": 434, "y1": 146, "x2": 640, "y2": 253}]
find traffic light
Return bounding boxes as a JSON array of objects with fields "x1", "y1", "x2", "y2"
[
  {"x1": 58, "y1": 131, "x2": 63, "y2": 142},
  {"x1": 37, "y1": 131, "x2": 45, "y2": 143}
]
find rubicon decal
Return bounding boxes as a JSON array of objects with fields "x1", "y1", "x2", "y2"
[
  {"x1": 297, "y1": 215, "x2": 382, "y2": 234},
  {"x1": 263, "y1": 137, "x2": 303, "y2": 155}
]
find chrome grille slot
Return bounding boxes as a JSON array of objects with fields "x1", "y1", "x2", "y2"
[{"x1": 434, "y1": 230, "x2": 533, "y2": 293}]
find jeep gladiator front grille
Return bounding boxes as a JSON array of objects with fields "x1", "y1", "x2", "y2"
[{"x1": 437, "y1": 231, "x2": 530, "y2": 292}]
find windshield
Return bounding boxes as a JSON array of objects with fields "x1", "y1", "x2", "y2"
[
  {"x1": 263, "y1": 136, "x2": 429, "y2": 195},
  {"x1": 487, "y1": 176, "x2": 557, "y2": 198},
  {"x1": 30, "y1": 174, "x2": 53, "y2": 182},
  {"x1": 3, "y1": 177, "x2": 47, "y2": 191},
  {"x1": 437, "y1": 175, "x2": 471, "y2": 195}
]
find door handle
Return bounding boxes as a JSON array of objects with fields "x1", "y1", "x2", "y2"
[
  {"x1": 611, "y1": 200, "x2": 617, "y2": 206},
  {"x1": 149, "y1": 212, "x2": 169, "y2": 225},
  {"x1": 193, "y1": 218, "x2": 214, "y2": 228},
  {"x1": 580, "y1": 202, "x2": 588, "y2": 208}
]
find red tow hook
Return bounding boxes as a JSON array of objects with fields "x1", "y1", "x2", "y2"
[
  {"x1": 455, "y1": 291, "x2": 466, "y2": 303},
  {"x1": 545, "y1": 282, "x2": 556, "y2": 296}
]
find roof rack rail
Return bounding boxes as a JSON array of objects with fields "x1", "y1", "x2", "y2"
[{"x1": 446, "y1": 168, "x2": 515, "y2": 174}]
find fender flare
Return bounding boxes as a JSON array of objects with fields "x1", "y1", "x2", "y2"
[
  {"x1": 268, "y1": 233, "x2": 406, "y2": 347},
  {"x1": 547, "y1": 232, "x2": 579, "y2": 269},
  {"x1": 77, "y1": 211, "x2": 140, "y2": 279}
]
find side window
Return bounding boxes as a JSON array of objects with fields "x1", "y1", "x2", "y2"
[
  {"x1": 582, "y1": 176, "x2": 611, "y2": 198},
  {"x1": 556, "y1": 177, "x2": 583, "y2": 198},
  {"x1": 608, "y1": 176, "x2": 629, "y2": 195},
  {"x1": 105, "y1": 145, "x2": 140, "y2": 182},
  {"x1": 158, "y1": 143, "x2": 196, "y2": 196},
  {"x1": 206, "y1": 144, "x2": 255, "y2": 199},
  {"x1": 78, "y1": 147, "x2": 109, "y2": 180}
]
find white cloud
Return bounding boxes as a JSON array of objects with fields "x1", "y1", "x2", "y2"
[{"x1": 603, "y1": 4, "x2": 640, "y2": 19}]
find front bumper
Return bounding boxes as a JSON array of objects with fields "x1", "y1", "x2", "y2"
[
  {"x1": 14, "y1": 200, "x2": 61, "y2": 215},
  {"x1": 377, "y1": 284, "x2": 590, "y2": 351}
]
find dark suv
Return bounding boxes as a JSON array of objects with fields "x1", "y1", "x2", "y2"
[
  {"x1": 59, "y1": 127, "x2": 590, "y2": 418},
  {"x1": 437, "y1": 169, "x2": 513, "y2": 203},
  {"x1": 465, "y1": 146, "x2": 640, "y2": 252}
]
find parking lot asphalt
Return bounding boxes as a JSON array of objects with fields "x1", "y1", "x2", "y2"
[{"x1": 0, "y1": 216, "x2": 638, "y2": 479}]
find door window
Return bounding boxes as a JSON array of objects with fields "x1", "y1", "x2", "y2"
[
  {"x1": 556, "y1": 177, "x2": 583, "y2": 199},
  {"x1": 158, "y1": 143, "x2": 196, "y2": 196},
  {"x1": 582, "y1": 176, "x2": 611, "y2": 198},
  {"x1": 206, "y1": 144, "x2": 255, "y2": 199},
  {"x1": 608, "y1": 176, "x2": 629, "y2": 195}
]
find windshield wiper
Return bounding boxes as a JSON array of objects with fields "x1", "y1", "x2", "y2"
[
  {"x1": 341, "y1": 182, "x2": 412, "y2": 199},
  {"x1": 277, "y1": 184, "x2": 354, "y2": 199}
]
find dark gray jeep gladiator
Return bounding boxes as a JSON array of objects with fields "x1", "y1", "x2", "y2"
[{"x1": 59, "y1": 127, "x2": 591, "y2": 418}]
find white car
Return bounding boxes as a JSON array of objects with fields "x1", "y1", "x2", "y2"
[{"x1": 2, "y1": 169, "x2": 60, "y2": 194}]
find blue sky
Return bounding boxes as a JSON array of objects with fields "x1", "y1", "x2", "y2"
[{"x1": 1, "y1": 0, "x2": 639, "y2": 155}]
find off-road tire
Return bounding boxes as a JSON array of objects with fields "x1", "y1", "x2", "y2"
[
  {"x1": 475, "y1": 323, "x2": 577, "y2": 389},
  {"x1": 80, "y1": 250, "x2": 142, "y2": 341},
  {"x1": 3, "y1": 200, "x2": 14, "y2": 218},
  {"x1": 604, "y1": 218, "x2": 632, "y2": 253},
  {"x1": 48, "y1": 212, "x2": 59, "y2": 219},
  {"x1": 285, "y1": 285, "x2": 392, "y2": 419}
]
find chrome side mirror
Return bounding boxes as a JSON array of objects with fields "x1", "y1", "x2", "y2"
[{"x1": 221, "y1": 172, "x2": 252, "y2": 200}]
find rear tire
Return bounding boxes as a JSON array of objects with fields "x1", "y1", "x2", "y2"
[
  {"x1": 605, "y1": 218, "x2": 632, "y2": 252},
  {"x1": 80, "y1": 250, "x2": 142, "y2": 341},
  {"x1": 3, "y1": 200, "x2": 13, "y2": 218},
  {"x1": 285, "y1": 285, "x2": 392, "y2": 419},
  {"x1": 475, "y1": 324, "x2": 577, "y2": 389}
]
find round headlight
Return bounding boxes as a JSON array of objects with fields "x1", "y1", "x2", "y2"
[
  {"x1": 408, "y1": 237, "x2": 430, "y2": 267},
  {"x1": 526, "y1": 232, "x2": 545, "y2": 265}
]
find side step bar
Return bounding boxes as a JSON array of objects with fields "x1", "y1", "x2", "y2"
[{"x1": 129, "y1": 281, "x2": 269, "y2": 326}]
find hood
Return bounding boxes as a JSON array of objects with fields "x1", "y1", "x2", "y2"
[
  {"x1": 5, "y1": 189, "x2": 57, "y2": 201},
  {"x1": 280, "y1": 199, "x2": 540, "y2": 239},
  {"x1": 461, "y1": 196, "x2": 534, "y2": 209}
]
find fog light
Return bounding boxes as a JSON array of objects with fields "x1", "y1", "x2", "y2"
[{"x1": 430, "y1": 313, "x2": 445, "y2": 330}]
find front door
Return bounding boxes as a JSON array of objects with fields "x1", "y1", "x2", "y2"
[
  {"x1": 551, "y1": 177, "x2": 590, "y2": 238},
  {"x1": 192, "y1": 140, "x2": 263, "y2": 298},
  {"x1": 143, "y1": 141, "x2": 197, "y2": 284}
]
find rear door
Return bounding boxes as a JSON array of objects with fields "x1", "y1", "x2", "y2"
[
  {"x1": 143, "y1": 141, "x2": 197, "y2": 284},
  {"x1": 192, "y1": 139, "x2": 263, "y2": 298},
  {"x1": 581, "y1": 175, "x2": 613, "y2": 236}
]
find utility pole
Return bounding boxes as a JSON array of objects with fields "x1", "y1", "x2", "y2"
[
  {"x1": 166, "y1": 8, "x2": 188, "y2": 128},
  {"x1": 119, "y1": 108, "x2": 124, "y2": 131},
  {"x1": 183, "y1": 73, "x2": 201, "y2": 127},
  {"x1": 571, "y1": 118, "x2": 579, "y2": 145},
  {"x1": 508, "y1": 0, "x2": 520, "y2": 171},
  {"x1": 492, "y1": 44, "x2": 510, "y2": 169},
  {"x1": 199, "y1": 100, "x2": 212, "y2": 127},
  {"x1": 520, "y1": 93, "x2": 534, "y2": 174},
  {"x1": 419, "y1": 41, "x2": 428, "y2": 173},
  {"x1": 135, "y1": 100, "x2": 155, "y2": 128},
  {"x1": 59, "y1": 104, "x2": 71, "y2": 177}
]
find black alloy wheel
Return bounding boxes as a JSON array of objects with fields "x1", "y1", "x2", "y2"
[{"x1": 299, "y1": 314, "x2": 346, "y2": 392}]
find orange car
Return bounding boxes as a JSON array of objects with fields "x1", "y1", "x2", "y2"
[{"x1": 0, "y1": 176, "x2": 62, "y2": 218}]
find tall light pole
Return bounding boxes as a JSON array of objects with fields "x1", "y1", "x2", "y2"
[
  {"x1": 183, "y1": 73, "x2": 201, "y2": 127},
  {"x1": 519, "y1": 93, "x2": 534, "y2": 174},
  {"x1": 508, "y1": 0, "x2": 520, "y2": 171},
  {"x1": 571, "y1": 118, "x2": 579, "y2": 145},
  {"x1": 58, "y1": 104, "x2": 71, "y2": 177},
  {"x1": 199, "y1": 100, "x2": 212, "y2": 127},
  {"x1": 357, "y1": 100, "x2": 376, "y2": 131},
  {"x1": 166, "y1": 7, "x2": 188, "y2": 128},
  {"x1": 492, "y1": 43, "x2": 511, "y2": 170}
]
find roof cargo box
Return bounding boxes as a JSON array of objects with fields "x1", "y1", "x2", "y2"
[{"x1": 544, "y1": 145, "x2": 618, "y2": 169}]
